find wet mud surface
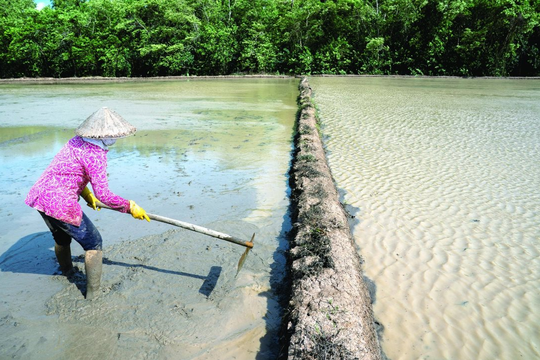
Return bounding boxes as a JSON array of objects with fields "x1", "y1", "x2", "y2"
[
  {"x1": 3, "y1": 221, "x2": 283, "y2": 359},
  {"x1": 1, "y1": 223, "x2": 288, "y2": 360}
]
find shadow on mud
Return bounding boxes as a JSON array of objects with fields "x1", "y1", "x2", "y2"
[
  {"x1": 256, "y1": 211, "x2": 292, "y2": 360},
  {"x1": 0, "y1": 232, "x2": 58, "y2": 275}
]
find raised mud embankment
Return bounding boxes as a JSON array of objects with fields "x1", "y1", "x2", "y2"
[{"x1": 283, "y1": 77, "x2": 382, "y2": 359}]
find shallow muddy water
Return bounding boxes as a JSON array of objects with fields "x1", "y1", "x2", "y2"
[
  {"x1": 0, "y1": 79, "x2": 297, "y2": 359},
  {"x1": 309, "y1": 77, "x2": 540, "y2": 360}
]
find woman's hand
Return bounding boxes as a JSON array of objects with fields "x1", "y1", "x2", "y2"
[
  {"x1": 81, "y1": 187, "x2": 100, "y2": 211},
  {"x1": 129, "y1": 200, "x2": 150, "y2": 222}
]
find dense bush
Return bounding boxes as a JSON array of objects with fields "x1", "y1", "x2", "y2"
[{"x1": 1, "y1": 0, "x2": 539, "y2": 77}]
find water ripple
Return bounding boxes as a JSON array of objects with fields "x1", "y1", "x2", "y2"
[{"x1": 310, "y1": 77, "x2": 540, "y2": 360}]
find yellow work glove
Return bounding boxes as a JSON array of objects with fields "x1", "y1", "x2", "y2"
[
  {"x1": 81, "y1": 187, "x2": 100, "y2": 211},
  {"x1": 129, "y1": 200, "x2": 150, "y2": 222}
]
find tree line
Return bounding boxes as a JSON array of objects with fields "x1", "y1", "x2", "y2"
[{"x1": 1, "y1": 0, "x2": 539, "y2": 78}]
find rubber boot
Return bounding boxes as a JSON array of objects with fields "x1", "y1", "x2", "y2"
[
  {"x1": 85, "y1": 250, "x2": 102, "y2": 300},
  {"x1": 54, "y1": 244, "x2": 73, "y2": 276}
]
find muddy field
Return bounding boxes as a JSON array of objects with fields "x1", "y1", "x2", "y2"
[
  {"x1": 2, "y1": 220, "x2": 289, "y2": 359},
  {"x1": 0, "y1": 78, "x2": 297, "y2": 359}
]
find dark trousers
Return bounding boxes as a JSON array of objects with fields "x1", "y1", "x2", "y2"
[{"x1": 39, "y1": 211, "x2": 103, "y2": 251}]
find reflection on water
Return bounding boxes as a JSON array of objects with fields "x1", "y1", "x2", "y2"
[
  {"x1": 0, "y1": 79, "x2": 297, "y2": 359},
  {"x1": 0, "y1": 79, "x2": 297, "y2": 244},
  {"x1": 310, "y1": 77, "x2": 540, "y2": 360}
]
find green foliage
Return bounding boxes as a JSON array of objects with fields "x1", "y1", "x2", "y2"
[{"x1": 1, "y1": 0, "x2": 539, "y2": 77}]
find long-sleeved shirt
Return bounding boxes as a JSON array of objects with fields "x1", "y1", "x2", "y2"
[{"x1": 25, "y1": 136, "x2": 130, "y2": 226}]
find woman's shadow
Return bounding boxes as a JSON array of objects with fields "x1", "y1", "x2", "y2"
[
  {"x1": 0, "y1": 232, "x2": 221, "y2": 297},
  {"x1": 0, "y1": 232, "x2": 59, "y2": 275}
]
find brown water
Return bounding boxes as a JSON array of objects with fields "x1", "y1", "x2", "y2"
[
  {"x1": 309, "y1": 77, "x2": 540, "y2": 360},
  {"x1": 0, "y1": 79, "x2": 297, "y2": 359}
]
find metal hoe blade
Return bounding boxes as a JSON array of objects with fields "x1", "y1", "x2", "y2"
[{"x1": 236, "y1": 233, "x2": 255, "y2": 277}]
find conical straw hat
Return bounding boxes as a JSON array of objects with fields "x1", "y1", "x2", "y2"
[{"x1": 75, "y1": 107, "x2": 137, "y2": 139}]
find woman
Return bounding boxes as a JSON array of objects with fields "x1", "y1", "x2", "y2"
[{"x1": 25, "y1": 107, "x2": 149, "y2": 300}]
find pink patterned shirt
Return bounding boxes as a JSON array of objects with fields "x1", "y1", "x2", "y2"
[{"x1": 25, "y1": 136, "x2": 130, "y2": 226}]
